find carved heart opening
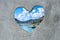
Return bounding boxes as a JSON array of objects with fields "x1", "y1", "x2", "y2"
[{"x1": 14, "y1": 5, "x2": 45, "y2": 32}]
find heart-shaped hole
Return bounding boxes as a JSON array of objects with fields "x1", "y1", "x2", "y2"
[{"x1": 14, "y1": 5, "x2": 45, "y2": 32}]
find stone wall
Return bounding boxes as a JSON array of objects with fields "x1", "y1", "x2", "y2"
[{"x1": 0, "y1": 0, "x2": 60, "y2": 40}]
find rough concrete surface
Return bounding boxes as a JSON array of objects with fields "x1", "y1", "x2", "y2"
[{"x1": 0, "y1": 0, "x2": 60, "y2": 40}]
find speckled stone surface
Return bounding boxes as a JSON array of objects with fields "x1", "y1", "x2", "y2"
[{"x1": 0, "y1": 0, "x2": 60, "y2": 40}]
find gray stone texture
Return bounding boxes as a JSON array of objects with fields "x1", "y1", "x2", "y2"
[{"x1": 0, "y1": 0, "x2": 60, "y2": 40}]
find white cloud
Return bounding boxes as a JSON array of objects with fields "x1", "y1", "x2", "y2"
[
  {"x1": 38, "y1": 8, "x2": 45, "y2": 13},
  {"x1": 32, "y1": 12, "x2": 39, "y2": 18},
  {"x1": 14, "y1": 7, "x2": 45, "y2": 21},
  {"x1": 38, "y1": 8, "x2": 45, "y2": 17},
  {"x1": 32, "y1": 10, "x2": 36, "y2": 12}
]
